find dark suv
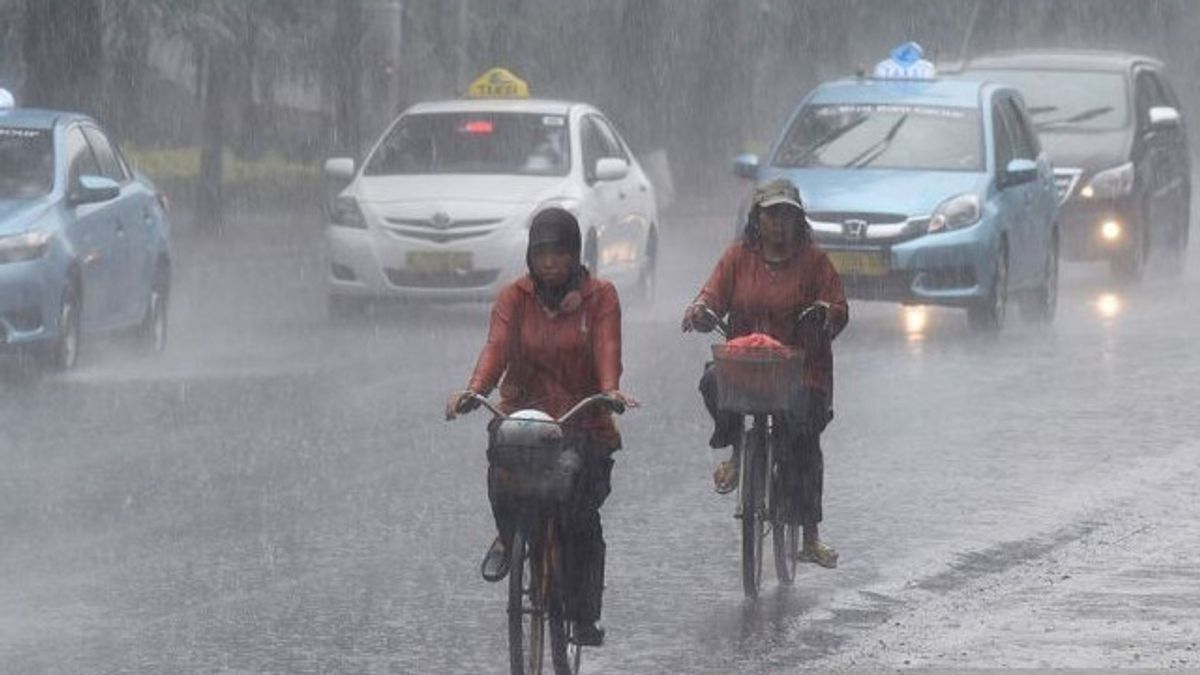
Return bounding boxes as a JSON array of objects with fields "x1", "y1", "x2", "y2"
[{"x1": 956, "y1": 51, "x2": 1191, "y2": 279}]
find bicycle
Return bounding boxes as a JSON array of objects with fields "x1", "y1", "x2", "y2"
[
  {"x1": 691, "y1": 306, "x2": 825, "y2": 599},
  {"x1": 457, "y1": 392, "x2": 626, "y2": 675}
]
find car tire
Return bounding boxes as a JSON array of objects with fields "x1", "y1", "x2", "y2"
[
  {"x1": 1111, "y1": 205, "x2": 1149, "y2": 282},
  {"x1": 1160, "y1": 202, "x2": 1189, "y2": 277},
  {"x1": 136, "y1": 264, "x2": 170, "y2": 354},
  {"x1": 632, "y1": 228, "x2": 657, "y2": 308},
  {"x1": 40, "y1": 280, "x2": 81, "y2": 372},
  {"x1": 584, "y1": 231, "x2": 599, "y2": 277},
  {"x1": 968, "y1": 243, "x2": 1008, "y2": 334},
  {"x1": 1020, "y1": 231, "x2": 1058, "y2": 324},
  {"x1": 328, "y1": 293, "x2": 368, "y2": 320}
]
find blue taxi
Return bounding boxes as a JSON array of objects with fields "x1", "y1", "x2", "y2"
[
  {"x1": 0, "y1": 91, "x2": 171, "y2": 370},
  {"x1": 734, "y1": 46, "x2": 1059, "y2": 331}
]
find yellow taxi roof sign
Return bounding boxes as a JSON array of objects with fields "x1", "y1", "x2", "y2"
[{"x1": 467, "y1": 68, "x2": 530, "y2": 99}]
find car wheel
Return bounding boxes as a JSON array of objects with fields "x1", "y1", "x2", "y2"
[
  {"x1": 968, "y1": 244, "x2": 1008, "y2": 333},
  {"x1": 136, "y1": 266, "x2": 170, "y2": 354},
  {"x1": 40, "y1": 281, "x2": 81, "y2": 371},
  {"x1": 1160, "y1": 203, "x2": 1188, "y2": 277},
  {"x1": 633, "y1": 229, "x2": 657, "y2": 307},
  {"x1": 1020, "y1": 232, "x2": 1058, "y2": 324},
  {"x1": 584, "y1": 231, "x2": 599, "y2": 277},
  {"x1": 1111, "y1": 205, "x2": 1149, "y2": 282},
  {"x1": 328, "y1": 293, "x2": 368, "y2": 320}
]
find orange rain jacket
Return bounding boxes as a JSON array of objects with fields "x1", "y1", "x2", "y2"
[
  {"x1": 468, "y1": 274, "x2": 622, "y2": 448},
  {"x1": 696, "y1": 241, "x2": 848, "y2": 396}
]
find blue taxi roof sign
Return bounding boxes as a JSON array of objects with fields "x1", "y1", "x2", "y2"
[
  {"x1": 0, "y1": 88, "x2": 14, "y2": 110},
  {"x1": 873, "y1": 42, "x2": 936, "y2": 80},
  {"x1": 467, "y1": 68, "x2": 530, "y2": 99}
]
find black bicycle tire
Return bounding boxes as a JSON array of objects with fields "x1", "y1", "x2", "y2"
[
  {"x1": 772, "y1": 430, "x2": 800, "y2": 585},
  {"x1": 741, "y1": 426, "x2": 765, "y2": 599},
  {"x1": 547, "y1": 522, "x2": 581, "y2": 675},
  {"x1": 508, "y1": 528, "x2": 547, "y2": 674}
]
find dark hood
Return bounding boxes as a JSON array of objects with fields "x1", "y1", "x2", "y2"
[{"x1": 1038, "y1": 129, "x2": 1133, "y2": 173}]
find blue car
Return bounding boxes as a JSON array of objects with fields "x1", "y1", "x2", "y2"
[
  {"x1": 734, "y1": 64, "x2": 1059, "y2": 331},
  {"x1": 0, "y1": 94, "x2": 171, "y2": 370}
]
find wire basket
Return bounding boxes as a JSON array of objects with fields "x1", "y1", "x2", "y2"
[
  {"x1": 487, "y1": 441, "x2": 583, "y2": 504},
  {"x1": 711, "y1": 343, "x2": 806, "y2": 414}
]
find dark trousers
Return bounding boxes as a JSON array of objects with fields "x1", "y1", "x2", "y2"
[
  {"x1": 489, "y1": 441, "x2": 613, "y2": 624},
  {"x1": 699, "y1": 363, "x2": 828, "y2": 525}
]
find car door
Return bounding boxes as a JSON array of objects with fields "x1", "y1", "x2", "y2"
[
  {"x1": 1140, "y1": 70, "x2": 1188, "y2": 245},
  {"x1": 577, "y1": 114, "x2": 624, "y2": 276},
  {"x1": 82, "y1": 124, "x2": 145, "y2": 326},
  {"x1": 989, "y1": 97, "x2": 1030, "y2": 286},
  {"x1": 60, "y1": 124, "x2": 121, "y2": 330},
  {"x1": 1004, "y1": 95, "x2": 1056, "y2": 284},
  {"x1": 591, "y1": 115, "x2": 650, "y2": 276},
  {"x1": 1133, "y1": 68, "x2": 1173, "y2": 246}
]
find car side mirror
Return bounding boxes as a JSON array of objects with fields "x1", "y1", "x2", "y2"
[
  {"x1": 1001, "y1": 158, "x2": 1038, "y2": 188},
  {"x1": 732, "y1": 153, "x2": 761, "y2": 180},
  {"x1": 323, "y1": 157, "x2": 356, "y2": 180},
  {"x1": 594, "y1": 157, "x2": 629, "y2": 182},
  {"x1": 70, "y1": 174, "x2": 120, "y2": 206},
  {"x1": 1148, "y1": 106, "x2": 1181, "y2": 131}
]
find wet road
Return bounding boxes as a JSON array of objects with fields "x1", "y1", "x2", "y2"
[{"x1": 3, "y1": 203, "x2": 1200, "y2": 673}]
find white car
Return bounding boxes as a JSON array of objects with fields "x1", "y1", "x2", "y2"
[{"x1": 323, "y1": 87, "x2": 658, "y2": 313}]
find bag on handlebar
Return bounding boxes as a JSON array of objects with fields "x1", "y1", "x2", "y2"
[
  {"x1": 712, "y1": 337, "x2": 806, "y2": 414},
  {"x1": 487, "y1": 418, "x2": 583, "y2": 504}
]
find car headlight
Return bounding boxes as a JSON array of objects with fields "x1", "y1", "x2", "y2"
[
  {"x1": 1082, "y1": 162, "x2": 1134, "y2": 199},
  {"x1": 330, "y1": 196, "x2": 367, "y2": 229},
  {"x1": 927, "y1": 193, "x2": 982, "y2": 234},
  {"x1": 0, "y1": 230, "x2": 52, "y2": 263}
]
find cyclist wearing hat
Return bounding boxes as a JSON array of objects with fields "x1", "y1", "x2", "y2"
[
  {"x1": 681, "y1": 178, "x2": 847, "y2": 568},
  {"x1": 446, "y1": 206, "x2": 638, "y2": 646}
]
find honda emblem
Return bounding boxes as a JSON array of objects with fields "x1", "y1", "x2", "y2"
[{"x1": 843, "y1": 219, "x2": 868, "y2": 240}]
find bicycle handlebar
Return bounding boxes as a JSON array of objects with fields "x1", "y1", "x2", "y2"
[{"x1": 463, "y1": 391, "x2": 624, "y2": 424}]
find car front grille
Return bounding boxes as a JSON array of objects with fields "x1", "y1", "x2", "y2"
[
  {"x1": 1053, "y1": 168, "x2": 1082, "y2": 206},
  {"x1": 383, "y1": 217, "x2": 503, "y2": 244},
  {"x1": 384, "y1": 268, "x2": 500, "y2": 289},
  {"x1": 809, "y1": 212, "x2": 930, "y2": 246}
]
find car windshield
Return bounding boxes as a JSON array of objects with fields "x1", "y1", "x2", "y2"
[
  {"x1": 961, "y1": 69, "x2": 1129, "y2": 131},
  {"x1": 364, "y1": 112, "x2": 570, "y2": 177},
  {"x1": 0, "y1": 127, "x2": 54, "y2": 199},
  {"x1": 773, "y1": 103, "x2": 984, "y2": 172}
]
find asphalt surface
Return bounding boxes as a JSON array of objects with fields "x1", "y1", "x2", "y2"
[{"x1": 3, "y1": 201, "x2": 1200, "y2": 674}]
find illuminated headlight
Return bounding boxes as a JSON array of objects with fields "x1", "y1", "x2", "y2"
[
  {"x1": 928, "y1": 193, "x2": 982, "y2": 234},
  {"x1": 0, "y1": 230, "x2": 51, "y2": 263},
  {"x1": 331, "y1": 196, "x2": 367, "y2": 229},
  {"x1": 1101, "y1": 220, "x2": 1122, "y2": 241},
  {"x1": 1083, "y1": 162, "x2": 1134, "y2": 199}
]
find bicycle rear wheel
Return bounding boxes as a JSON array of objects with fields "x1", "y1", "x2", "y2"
[
  {"x1": 547, "y1": 523, "x2": 582, "y2": 675},
  {"x1": 508, "y1": 528, "x2": 548, "y2": 674},
  {"x1": 771, "y1": 430, "x2": 800, "y2": 585},
  {"x1": 741, "y1": 425, "x2": 766, "y2": 599}
]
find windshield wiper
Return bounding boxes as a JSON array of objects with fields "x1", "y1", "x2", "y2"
[
  {"x1": 1027, "y1": 105, "x2": 1059, "y2": 116},
  {"x1": 844, "y1": 114, "x2": 908, "y2": 169},
  {"x1": 781, "y1": 116, "x2": 868, "y2": 166},
  {"x1": 1035, "y1": 106, "x2": 1114, "y2": 130}
]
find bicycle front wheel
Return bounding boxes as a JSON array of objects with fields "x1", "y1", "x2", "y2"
[
  {"x1": 741, "y1": 426, "x2": 766, "y2": 599},
  {"x1": 508, "y1": 528, "x2": 548, "y2": 674},
  {"x1": 771, "y1": 429, "x2": 800, "y2": 585}
]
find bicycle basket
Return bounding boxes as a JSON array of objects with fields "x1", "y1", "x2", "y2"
[
  {"x1": 488, "y1": 416, "x2": 582, "y2": 503},
  {"x1": 711, "y1": 343, "x2": 806, "y2": 413}
]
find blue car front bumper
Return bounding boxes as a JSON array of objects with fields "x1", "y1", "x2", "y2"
[{"x1": 0, "y1": 259, "x2": 55, "y2": 349}]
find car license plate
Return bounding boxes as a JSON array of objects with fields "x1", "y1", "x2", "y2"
[
  {"x1": 406, "y1": 250, "x2": 473, "y2": 274},
  {"x1": 827, "y1": 250, "x2": 889, "y2": 277}
]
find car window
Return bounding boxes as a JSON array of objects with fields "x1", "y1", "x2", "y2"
[
  {"x1": 992, "y1": 102, "x2": 1014, "y2": 174},
  {"x1": 592, "y1": 116, "x2": 629, "y2": 162},
  {"x1": 64, "y1": 125, "x2": 101, "y2": 186},
  {"x1": 82, "y1": 126, "x2": 128, "y2": 183},
  {"x1": 0, "y1": 127, "x2": 54, "y2": 199},
  {"x1": 1002, "y1": 98, "x2": 1038, "y2": 160},
  {"x1": 580, "y1": 116, "x2": 609, "y2": 181},
  {"x1": 960, "y1": 69, "x2": 1130, "y2": 131},
  {"x1": 363, "y1": 112, "x2": 570, "y2": 177},
  {"x1": 774, "y1": 103, "x2": 984, "y2": 172},
  {"x1": 1135, "y1": 70, "x2": 1167, "y2": 127}
]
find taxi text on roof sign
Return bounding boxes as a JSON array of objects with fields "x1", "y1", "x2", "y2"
[
  {"x1": 467, "y1": 68, "x2": 530, "y2": 99},
  {"x1": 873, "y1": 42, "x2": 936, "y2": 80}
]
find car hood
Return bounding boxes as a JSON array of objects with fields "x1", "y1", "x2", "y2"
[
  {"x1": 0, "y1": 197, "x2": 54, "y2": 237},
  {"x1": 354, "y1": 174, "x2": 570, "y2": 206},
  {"x1": 764, "y1": 168, "x2": 989, "y2": 216},
  {"x1": 1038, "y1": 129, "x2": 1132, "y2": 172}
]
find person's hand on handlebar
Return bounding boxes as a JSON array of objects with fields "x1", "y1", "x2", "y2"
[
  {"x1": 681, "y1": 302, "x2": 718, "y2": 333},
  {"x1": 444, "y1": 389, "x2": 482, "y2": 420},
  {"x1": 796, "y1": 302, "x2": 832, "y2": 337},
  {"x1": 603, "y1": 389, "x2": 641, "y2": 413}
]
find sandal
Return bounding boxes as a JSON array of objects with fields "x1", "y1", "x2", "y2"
[
  {"x1": 712, "y1": 460, "x2": 738, "y2": 494},
  {"x1": 798, "y1": 541, "x2": 839, "y2": 569}
]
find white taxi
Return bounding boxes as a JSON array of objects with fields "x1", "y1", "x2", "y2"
[{"x1": 322, "y1": 69, "x2": 659, "y2": 313}]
